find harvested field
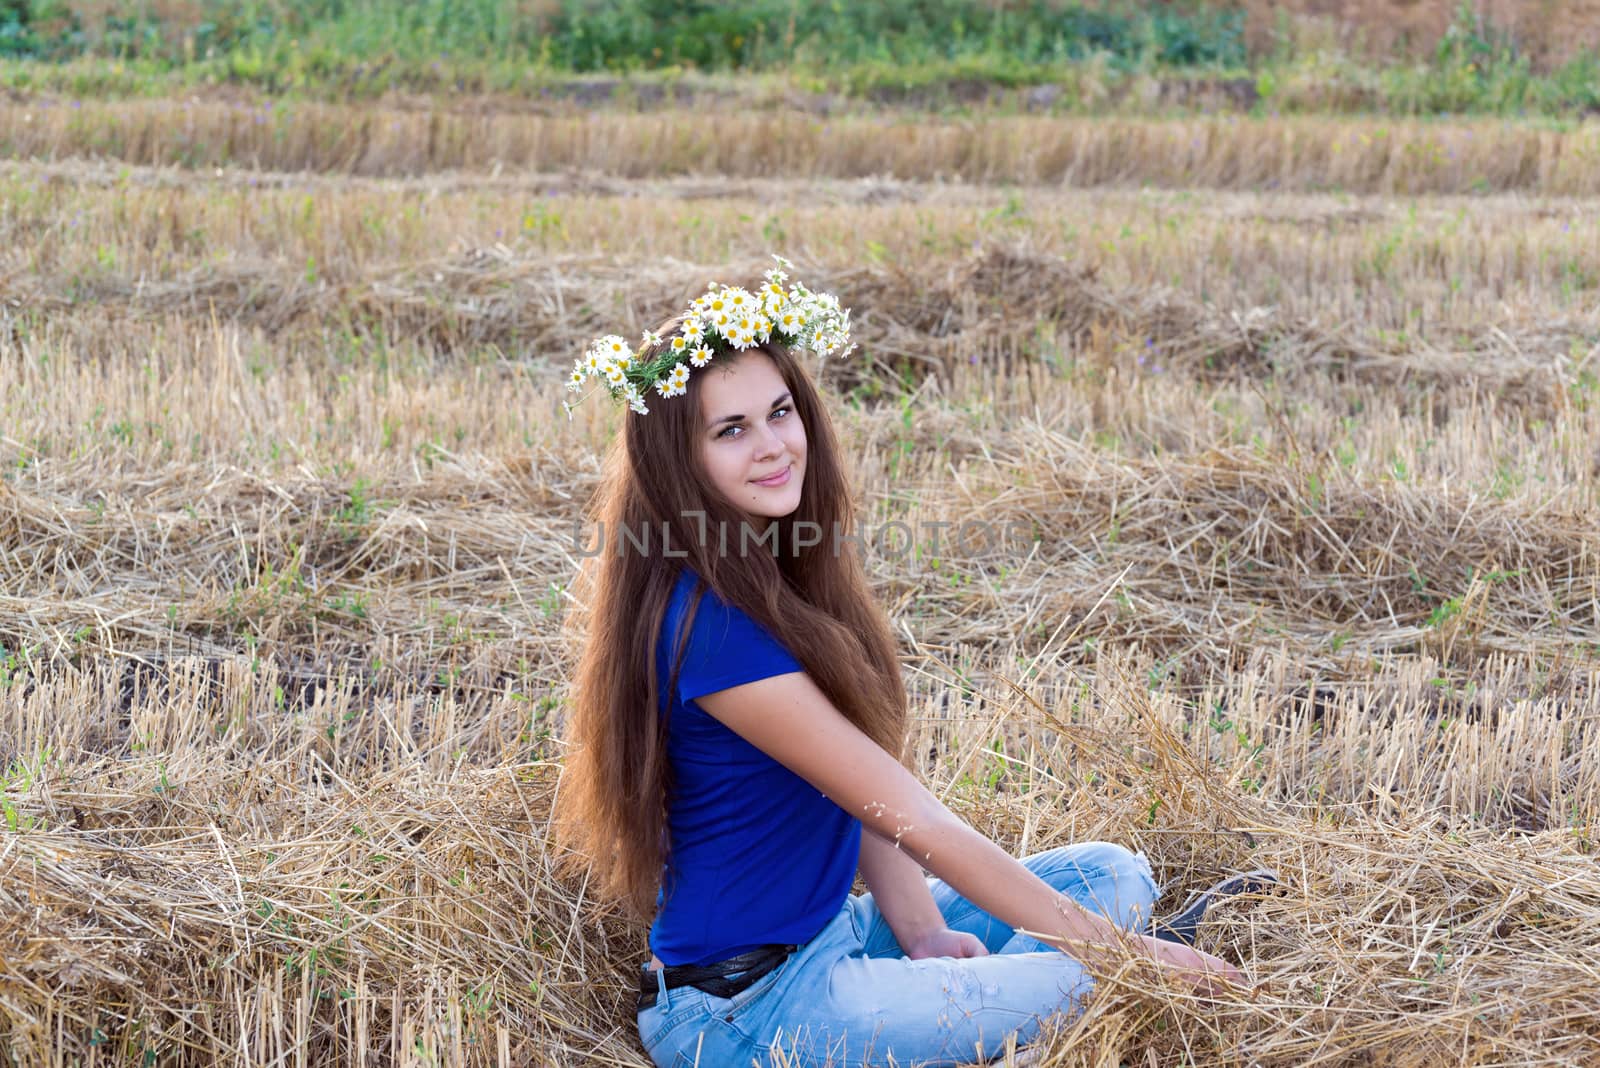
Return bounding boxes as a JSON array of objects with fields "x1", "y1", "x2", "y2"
[
  {"x1": 1, "y1": 96, "x2": 1599, "y2": 1067},
  {"x1": 5, "y1": 99, "x2": 1600, "y2": 193}
]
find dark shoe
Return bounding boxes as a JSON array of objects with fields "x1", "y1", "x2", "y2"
[{"x1": 1150, "y1": 869, "x2": 1279, "y2": 947}]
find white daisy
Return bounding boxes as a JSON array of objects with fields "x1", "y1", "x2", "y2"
[
  {"x1": 670, "y1": 335, "x2": 689, "y2": 354},
  {"x1": 689, "y1": 344, "x2": 714, "y2": 368},
  {"x1": 667, "y1": 364, "x2": 691, "y2": 389},
  {"x1": 601, "y1": 335, "x2": 629, "y2": 361}
]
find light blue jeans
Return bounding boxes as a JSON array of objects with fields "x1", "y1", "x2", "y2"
[{"x1": 637, "y1": 842, "x2": 1158, "y2": 1068}]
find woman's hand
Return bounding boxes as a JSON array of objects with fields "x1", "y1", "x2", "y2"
[
  {"x1": 903, "y1": 927, "x2": 1240, "y2": 996},
  {"x1": 1145, "y1": 937, "x2": 1244, "y2": 995},
  {"x1": 905, "y1": 927, "x2": 990, "y2": 960}
]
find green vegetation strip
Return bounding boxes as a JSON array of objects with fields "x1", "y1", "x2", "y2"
[{"x1": 1, "y1": 0, "x2": 1599, "y2": 115}]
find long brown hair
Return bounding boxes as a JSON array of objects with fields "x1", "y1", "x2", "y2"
[{"x1": 554, "y1": 328, "x2": 907, "y2": 920}]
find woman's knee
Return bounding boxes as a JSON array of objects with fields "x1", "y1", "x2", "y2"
[{"x1": 1026, "y1": 842, "x2": 1157, "y2": 930}]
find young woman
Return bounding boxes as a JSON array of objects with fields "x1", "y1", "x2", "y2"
[{"x1": 557, "y1": 263, "x2": 1263, "y2": 1067}]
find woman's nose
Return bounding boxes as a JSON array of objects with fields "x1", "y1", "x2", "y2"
[{"x1": 751, "y1": 420, "x2": 784, "y2": 458}]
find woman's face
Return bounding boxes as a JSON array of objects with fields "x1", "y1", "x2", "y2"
[{"x1": 697, "y1": 349, "x2": 807, "y2": 520}]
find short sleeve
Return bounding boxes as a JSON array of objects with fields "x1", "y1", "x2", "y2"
[{"x1": 667, "y1": 584, "x2": 803, "y2": 703}]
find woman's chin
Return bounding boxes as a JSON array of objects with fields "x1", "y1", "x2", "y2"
[{"x1": 748, "y1": 489, "x2": 802, "y2": 520}]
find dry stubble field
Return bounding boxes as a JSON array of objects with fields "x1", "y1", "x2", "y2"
[{"x1": 1, "y1": 97, "x2": 1599, "y2": 1067}]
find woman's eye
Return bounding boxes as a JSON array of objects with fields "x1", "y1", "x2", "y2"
[{"x1": 717, "y1": 409, "x2": 786, "y2": 439}]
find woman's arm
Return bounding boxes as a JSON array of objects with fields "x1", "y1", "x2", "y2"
[
  {"x1": 858, "y1": 827, "x2": 988, "y2": 959},
  {"x1": 696, "y1": 672, "x2": 1241, "y2": 990}
]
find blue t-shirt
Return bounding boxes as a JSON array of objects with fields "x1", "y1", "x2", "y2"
[{"x1": 649, "y1": 568, "x2": 862, "y2": 966}]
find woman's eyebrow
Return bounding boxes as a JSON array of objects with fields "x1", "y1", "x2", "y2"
[{"x1": 710, "y1": 392, "x2": 792, "y2": 429}]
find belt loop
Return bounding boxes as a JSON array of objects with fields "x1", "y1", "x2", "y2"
[{"x1": 655, "y1": 964, "x2": 671, "y2": 1012}]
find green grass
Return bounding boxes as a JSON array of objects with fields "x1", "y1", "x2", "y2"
[
  {"x1": 1, "y1": 0, "x2": 1248, "y2": 70},
  {"x1": 1, "y1": 0, "x2": 1599, "y2": 116}
]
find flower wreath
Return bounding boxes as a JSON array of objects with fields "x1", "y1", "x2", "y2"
[{"x1": 563, "y1": 255, "x2": 855, "y2": 417}]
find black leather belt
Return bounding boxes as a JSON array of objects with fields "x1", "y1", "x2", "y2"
[{"x1": 638, "y1": 943, "x2": 797, "y2": 1011}]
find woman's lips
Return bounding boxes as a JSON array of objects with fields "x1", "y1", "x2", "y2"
[{"x1": 752, "y1": 464, "x2": 792, "y2": 487}]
